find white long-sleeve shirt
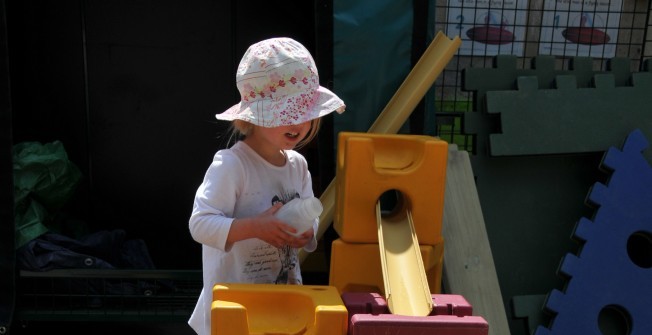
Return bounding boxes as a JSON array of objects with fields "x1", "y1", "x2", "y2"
[{"x1": 187, "y1": 141, "x2": 318, "y2": 335}]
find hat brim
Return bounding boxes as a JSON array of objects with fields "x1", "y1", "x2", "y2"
[{"x1": 216, "y1": 86, "x2": 345, "y2": 128}]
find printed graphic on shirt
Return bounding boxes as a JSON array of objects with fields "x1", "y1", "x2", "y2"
[
  {"x1": 238, "y1": 190, "x2": 302, "y2": 284},
  {"x1": 272, "y1": 190, "x2": 300, "y2": 284}
]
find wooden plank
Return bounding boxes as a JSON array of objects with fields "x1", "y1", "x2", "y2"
[{"x1": 442, "y1": 145, "x2": 510, "y2": 335}]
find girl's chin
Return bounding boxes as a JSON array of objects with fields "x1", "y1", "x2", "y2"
[{"x1": 282, "y1": 137, "x2": 301, "y2": 147}]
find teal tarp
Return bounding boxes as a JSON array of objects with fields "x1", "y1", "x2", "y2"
[{"x1": 333, "y1": 0, "x2": 437, "y2": 136}]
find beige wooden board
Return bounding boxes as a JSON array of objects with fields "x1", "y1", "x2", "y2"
[{"x1": 442, "y1": 145, "x2": 510, "y2": 335}]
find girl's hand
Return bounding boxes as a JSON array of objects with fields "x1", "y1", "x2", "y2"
[
  {"x1": 251, "y1": 202, "x2": 299, "y2": 248},
  {"x1": 227, "y1": 203, "x2": 314, "y2": 249},
  {"x1": 287, "y1": 227, "x2": 314, "y2": 248}
]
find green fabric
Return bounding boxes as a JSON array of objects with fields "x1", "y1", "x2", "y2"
[{"x1": 13, "y1": 141, "x2": 81, "y2": 248}]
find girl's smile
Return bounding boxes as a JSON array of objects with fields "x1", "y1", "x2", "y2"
[
  {"x1": 285, "y1": 131, "x2": 299, "y2": 138},
  {"x1": 244, "y1": 122, "x2": 311, "y2": 165}
]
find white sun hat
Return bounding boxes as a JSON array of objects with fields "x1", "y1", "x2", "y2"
[{"x1": 216, "y1": 37, "x2": 345, "y2": 127}]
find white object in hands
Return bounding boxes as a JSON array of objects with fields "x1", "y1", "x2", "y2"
[{"x1": 275, "y1": 197, "x2": 323, "y2": 236}]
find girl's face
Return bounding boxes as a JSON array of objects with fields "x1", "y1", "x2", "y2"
[{"x1": 245, "y1": 121, "x2": 312, "y2": 162}]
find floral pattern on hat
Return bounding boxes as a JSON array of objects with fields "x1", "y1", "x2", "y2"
[
  {"x1": 216, "y1": 37, "x2": 345, "y2": 127},
  {"x1": 240, "y1": 66, "x2": 317, "y2": 103}
]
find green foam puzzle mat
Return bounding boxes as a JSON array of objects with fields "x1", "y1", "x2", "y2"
[
  {"x1": 460, "y1": 56, "x2": 652, "y2": 335},
  {"x1": 486, "y1": 73, "x2": 652, "y2": 156}
]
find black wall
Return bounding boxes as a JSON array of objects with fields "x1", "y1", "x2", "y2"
[{"x1": 6, "y1": 0, "x2": 320, "y2": 270}]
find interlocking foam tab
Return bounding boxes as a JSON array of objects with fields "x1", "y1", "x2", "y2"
[
  {"x1": 535, "y1": 129, "x2": 652, "y2": 335},
  {"x1": 334, "y1": 132, "x2": 448, "y2": 244},
  {"x1": 342, "y1": 292, "x2": 474, "y2": 316},
  {"x1": 211, "y1": 283, "x2": 348, "y2": 335},
  {"x1": 342, "y1": 292, "x2": 488, "y2": 335},
  {"x1": 511, "y1": 294, "x2": 548, "y2": 335},
  {"x1": 328, "y1": 238, "x2": 444, "y2": 295},
  {"x1": 485, "y1": 72, "x2": 652, "y2": 156},
  {"x1": 462, "y1": 55, "x2": 652, "y2": 156}
]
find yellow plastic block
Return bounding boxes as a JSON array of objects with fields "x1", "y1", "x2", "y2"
[
  {"x1": 335, "y1": 132, "x2": 448, "y2": 245},
  {"x1": 328, "y1": 238, "x2": 444, "y2": 296},
  {"x1": 211, "y1": 300, "x2": 249, "y2": 335},
  {"x1": 211, "y1": 283, "x2": 348, "y2": 335},
  {"x1": 298, "y1": 32, "x2": 461, "y2": 264}
]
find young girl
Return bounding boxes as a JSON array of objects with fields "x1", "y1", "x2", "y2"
[{"x1": 187, "y1": 37, "x2": 345, "y2": 334}]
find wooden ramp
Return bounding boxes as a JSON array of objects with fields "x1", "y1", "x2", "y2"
[{"x1": 442, "y1": 145, "x2": 510, "y2": 335}]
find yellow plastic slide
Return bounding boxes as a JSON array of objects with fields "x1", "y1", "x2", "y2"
[{"x1": 376, "y1": 202, "x2": 433, "y2": 317}]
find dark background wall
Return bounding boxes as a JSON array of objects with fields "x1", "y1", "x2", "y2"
[
  {"x1": 3, "y1": 1, "x2": 438, "y2": 333},
  {"x1": 6, "y1": 0, "x2": 321, "y2": 270}
]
